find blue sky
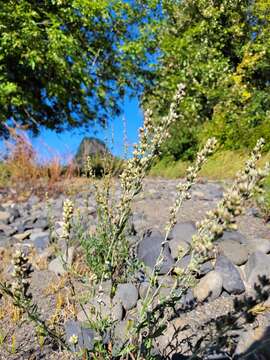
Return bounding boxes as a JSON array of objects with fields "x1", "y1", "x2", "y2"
[{"x1": 28, "y1": 95, "x2": 143, "y2": 163}]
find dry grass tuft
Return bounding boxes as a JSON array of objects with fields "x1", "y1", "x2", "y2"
[{"x1": 0, "y1": 125, "x2": 76, "y2": 201}]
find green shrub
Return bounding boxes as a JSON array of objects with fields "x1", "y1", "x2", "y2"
[
  {"x1": 0, "y1": 161, "x2": 11, "y2": 187},
  {"x1": 83, "y1": 155, "x2": 124, "y2": 178}
]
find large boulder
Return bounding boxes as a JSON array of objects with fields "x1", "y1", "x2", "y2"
[
  {"x1": 75, "y1": 137, "x2": 108, "y2": 169},
  {"x1": 137, "y1": 229, "x2": 175, "y2": 274},
  {"x1": 193, "y1": 271, "x2": 223, "y2": 302},
  {"x1": 64, "y1": 320, "x2": 95, "y2": 352},
  {"x1": 218, "y1": 239, "x2": 249, "y2": 265},
  {"x1": 168, "y1": 221, "x2": 196, "y2": 244},
  {"x1": 115, "y1": 283, "x2": 139, "y2": 311},
  {"x1": 215, "y1": 255, "x2": 245, "y2": 294},
  {"x1": 245, "y1": 251, "x2": 270, "y2": 295}
]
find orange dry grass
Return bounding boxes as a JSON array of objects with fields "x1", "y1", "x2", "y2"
[
  {"x1": 5, "y1": 129, "x2": 42, "y2": 185},
  {"x1": 2, "y1": 126, "x2": 76, "y2": 200}
]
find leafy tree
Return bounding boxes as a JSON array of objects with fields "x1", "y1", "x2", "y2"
[
  {"x1": 143, "y1": 0, "x2": 270, "y2": 160},
  {"x1": 0, "y1": 0, "x2": 160, "y2": 136}
]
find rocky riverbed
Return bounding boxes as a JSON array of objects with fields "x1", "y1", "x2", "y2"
[{"x1": 0, "y1": 178, "x2": 270, "y2": 359}]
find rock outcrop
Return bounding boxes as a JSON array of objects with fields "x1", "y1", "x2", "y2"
[{"x1": 74, "y1": 136, "x2": 108, "y2": 169}]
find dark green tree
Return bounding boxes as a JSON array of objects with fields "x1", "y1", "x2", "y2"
[
  {"x1": 143, "y1": 0, "x2": 270, "y2": 160},
  {"x1": 0, "y1": 0, "x2": 160, "y2": 136}
]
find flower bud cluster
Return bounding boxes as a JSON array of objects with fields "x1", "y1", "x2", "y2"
[
  {"x1": 117, "y1": 84, "x2": 186, "y2": 228},
  {"x1": 84, "y1": 156, "x2": 95, "y2": 178},
  {"x1": 191, "y1": 138, "x2": 269, "y2": 260},
  {"x1": 166, "y1": 137, "x2": 217, "y2": 234},
  {"x1": 91, "y1": 84, "x2": 186, "y2": 281},
  {"x1": 62, "y1": 199, "x2": 74, "y2": 241},
  {"x1": 11, "y1": 250, "x2": 33, "y2": 302},
  {"x1": 69, "y1": 334, "x2": 78, "y2": 345},
  {"x1": 148, "y1": 138, "x2": 217, "y2": 296}
]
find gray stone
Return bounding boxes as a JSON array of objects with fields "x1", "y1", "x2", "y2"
[
  {"x1": 13, "y1": 230, "x2": 31, "y2": 241},
  {"x1": 248, "y1": 207, "x2": 262, "y2": 218},
  {"x1": 245, "y1": 251, "x2": 270, "y2": 294},
  {"x1": 28, "y1": 195, "x2": 39, "y2": 206},
  {"x1": 77, "y1": 295, "x2": 123, "y2": 323},
  {"x1": 137, "y1": 229, "x2": 174, "y2": 274},
  {"x1": 30, "y1": 231, "x2": 50, "y2": 251},
  {"x1": 234, "y1": 327, "x2": 270, "y2": 358},
  {"x1": 192, "y1": 184, "x2": 223, "y2": 201},
  {"x1": 168, "y1": 221, "x2": 196, "y2": 244},
  {"x1": 20, "y1": 217, "x2": 38, "y2": 231},
  {"x1": 112, "y1": 319, "x2": 132, "y2": 355},
  {"x1": 139, "y1": 282, "x2": 155, "y2": 300},
  {"x1": 0, "y1": 224, "x2": 16, "y2": 237},
  {"x1": 111, "y1": 302, "x2": 124, "y2": 322},
  {"x1": 215, "y1": 255, "x2": 245, "y2": 294},
  {"x1": 48, "y1": 247, "x2": 75, "y2": 275},
  {"x1": 175, "y1": 255, "x2": 191, "y2": 271},
  {"x1": 193, "y1": 271, "x2": 223, "y2": 302},
  {"x1": 64, "y1": 320, "x2": 95, "y2": 352},
  {"x1": 192, "y1": 191, "x2": 205, "y2": 200},
  {"x1": 157, "y1": 275, "x2": 175, "y2": 298},
  {"x1": 131, "y1": 212, "x2": 147, "y2": 236},
  {"x1": 115, "y1": 283, "x2": 138, "y2": 311},
  {"x1": 155, "y1": 317, "x2": 191, "y2": 357},
  {"x1": 9, "y1": 206, "x2": 20, "y2": 221},
  {"x1": 220, "y1": 230, "x2": 248, "y2": 245},
  {"x1": 245, "y1": 251, "x2": 270, "y2": 279},
  {"x1": 0, "y1": 236, "x2": 9, "y2": 248},
  {"x1": 247, "y1": 238, "x2": 270, "y2": 254},
  {"x1": 218, "y1": 240, "x2": 249, "y2": 265},
  {"x1": 33, "y1": 218, "x2": 49, "y2": 230},
  {"x1": 147, "y1": 188, "x2": 162, "y2": 200},
  {"x1": 209, "y1": 185, "x2": 223, "y2": 199},
  {"x1": 177, "y1": 288, "x2": 195, "y2": 309},
  {"x1": 0, "y1": 211, "x2": 10, "y2": 224},
  {"x1": 199, "y1": 260, "x2": 214, "y2": 276},
  {"x1": 169, "y1": 238, "x2": 190, "y2": 259}
]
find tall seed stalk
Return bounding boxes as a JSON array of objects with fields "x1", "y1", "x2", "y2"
[{"x1": 134, "y1": 138, "x2": 269, "y2": 359}]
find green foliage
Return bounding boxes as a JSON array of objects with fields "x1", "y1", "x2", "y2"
[
  {"x1": 151, "y1": 150, "x2": 270, "y2": 180},
  {"x1": 264, "y1": 177, "x2": 270, "y2": 214},
  {"x1": 81, "y1": 219, "x2": 129, "y2": 281},
  {"x1": 257, "y1": 174, "x2": 270, "y2": 219},
  {"x1": 0, "y1": 0, "x2": 160, "y2": 136},
  {"x1": 86, "y1": 155, "x2": 124, "y2": 178},
  {"x1": 150, "y1": 155, "x2": 188, "y2": 178},
  {"x1": 0, "y1": 161, "x2": 11, "y2": 186},
  {"x1": 143, "y1": 0, "x2": 270, "y2": 159}
]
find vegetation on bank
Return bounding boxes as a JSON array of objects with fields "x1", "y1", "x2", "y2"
[{"x1": 150, "y1": 150, "x2": 270, "y2": 180}]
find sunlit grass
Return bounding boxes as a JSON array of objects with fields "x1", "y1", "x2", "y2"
[{"x1": 150, "y1": 150, "x2": 270, "y2": 180}]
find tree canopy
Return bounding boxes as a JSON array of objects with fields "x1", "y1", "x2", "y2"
[
  {"x1": 0, "y1": 0, "x2": 159, "y2": 136},
  {"x1": 143, "y1": 0, "x2": 270, "y2": 160}
]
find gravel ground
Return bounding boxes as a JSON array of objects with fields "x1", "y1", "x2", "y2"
[{"x1": 0, "y1": 178, "x2": 269, "y2": 359}]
